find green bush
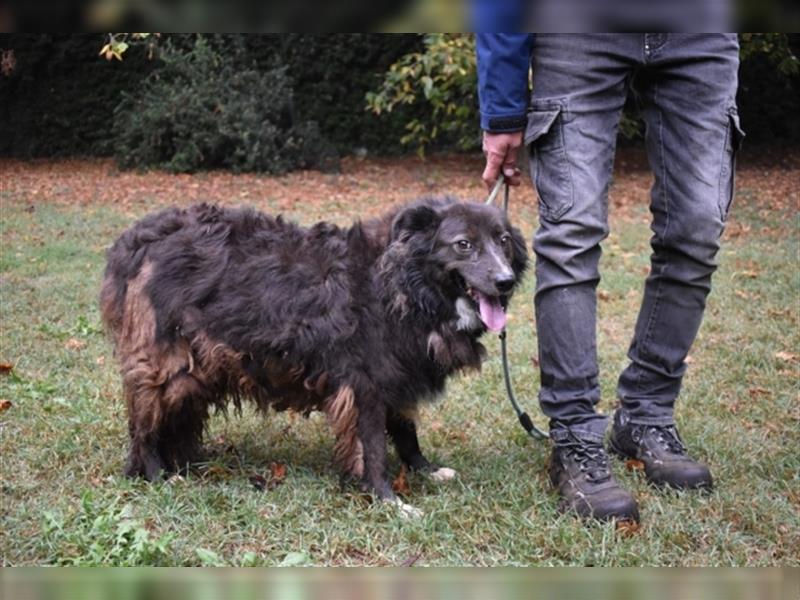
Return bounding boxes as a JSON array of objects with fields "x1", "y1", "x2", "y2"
[
  {"x1": 112, "y1": 36, "x2": 337, "y2": 173},
  {"x1": 366, "y1": 34, "x2": 479, "y2": 156}
]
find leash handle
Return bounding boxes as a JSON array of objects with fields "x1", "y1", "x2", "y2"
[
  {"x1": 484, "y1": 177, "x2": 505, "y2": 207},
  {"x1": 485, "y1": 179, "x2": 550, "y2": 442},
  {"x1": 484, "y1": 177, "x2": 512, "y2": 212}
]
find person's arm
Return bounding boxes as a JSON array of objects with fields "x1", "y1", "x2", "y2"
[
  {"x1": 475, "y1": 33, "x2": 533, "y2": 189},
  {"x1": 476, "y1": 33, "x2": 533, "y2": 132}
]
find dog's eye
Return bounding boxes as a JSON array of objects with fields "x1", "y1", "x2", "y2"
[
  {"x1": 500, "y1": 233, "x2": 511, "y2": 244},
  {"x1": 455, "y1": 240, "x2": 473, "y2": 251}
]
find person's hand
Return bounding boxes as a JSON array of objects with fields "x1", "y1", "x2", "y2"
[{"x1": 481, "y1": 130, "x2": 524, "y2": 190}]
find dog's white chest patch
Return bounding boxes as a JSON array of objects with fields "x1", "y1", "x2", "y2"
[{"x1": 455, "y1": 297, "x2": 482, "y2": 331}]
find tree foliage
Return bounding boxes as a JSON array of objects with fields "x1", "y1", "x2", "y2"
[
  {"x1": 366, "y1": 34, "x2": 478, "y2": 155},
  {"x1": 739, "y1": 32, "x2": 799, "y2": 75},
  {"x1": 112, "y1": 36, "x2": 336, "y2": 173}
]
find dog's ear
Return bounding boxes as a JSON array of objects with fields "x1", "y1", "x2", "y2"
[
  {"x1": 391, "y1": 204, "x2": 441, "y2": 242},
  {"x1": 508, "y1": 224, "x2": 529, "y2": 278}
]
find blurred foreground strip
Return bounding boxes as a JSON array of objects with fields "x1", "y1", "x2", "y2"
[{"x1": 1, "y1": 568, "x2": 797, "y2": 599}]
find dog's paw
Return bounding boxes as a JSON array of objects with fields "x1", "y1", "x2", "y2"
[
  {"x1": 428, "y1": 467, "x2": 458, "y2": 482},
  {"x1": 391, "y1": 498, "x2": 424, "y2": 519}
]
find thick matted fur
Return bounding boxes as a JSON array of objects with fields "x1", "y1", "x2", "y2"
[{"x1": 101, "y1": 198, "x2": 527, "y2": 504}]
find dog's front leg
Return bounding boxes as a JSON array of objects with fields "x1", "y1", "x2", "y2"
[
  {"x1": 387, "y1": 407, "x2": 458, "y2": 483},
  {"x1": 357, "y1": 398, "x2": 393, "y2": 499},
  {"x1": 356, "y1": 394, "x2": 422, "y2": 518}
]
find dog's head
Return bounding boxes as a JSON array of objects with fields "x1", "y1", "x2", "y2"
[{"x1": 388, "y1": 198, "x2": 528, "y2": 332}]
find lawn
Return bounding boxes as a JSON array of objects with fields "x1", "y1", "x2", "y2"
[{"x1": 1, "y1": 150, "x2": 798, "y2": 566}]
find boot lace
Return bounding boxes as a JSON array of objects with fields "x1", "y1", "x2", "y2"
[
  {"x1": 563, "y1": 438, "x2": 611, "y2": 483},
  {"x1": 649, "y1": 425, "x2": 686, "y2": 455}
]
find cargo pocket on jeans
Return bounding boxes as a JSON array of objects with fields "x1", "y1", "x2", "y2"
[
  {"x1": 525, "y1": 107, "x2": 574, "y2": 222},
  {"x1": 718, "y1": 109, "x2": 745, "y2": 221}
]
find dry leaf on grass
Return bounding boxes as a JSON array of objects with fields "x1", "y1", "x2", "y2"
[
  {"x1": 392, "y1": 465, "x2": 411, "y2": 496},
  {"x1": 0, "y1": 362, "x2": 13, "y2": 375},
  {"x1": 64, "y1": 338, "x2": 86, "y2": 351},
  {"x1": 748, "y1": 387, "x2": 771, "y2": 398},
  {"x1": 446, "y1": 430, "x2": 467, "y2": 442},
  {"x1": 775, "y1": 351, "x2": 798, "y2": 362},
  {"x1": 625, "y1": 459, "x2": 645, "y2": 471},
  {"x1": 0, "y1": 399, "x2": 12, "y2": 412},
  {"x1": 250, "y1": 462, "x2": 288, "y2": 492},
  {"x1": 615, "y1": 519, "x2": 642, "y2": 536},
  {"x1": 270, "y1": 461, "x2": 287, "y2": 482}
]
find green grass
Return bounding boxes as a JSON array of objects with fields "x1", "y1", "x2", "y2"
[{"x1": 1, "y1": 180, "x2": 798, "y2": 566}]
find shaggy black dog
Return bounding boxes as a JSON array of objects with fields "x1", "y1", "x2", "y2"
[{"x1": 101, "y1": 198, "x2": 527, "y2": 513}]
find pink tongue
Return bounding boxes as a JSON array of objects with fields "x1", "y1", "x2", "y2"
[{"x1": 475, "y1": 291, "x2": 507, "y2": 332}]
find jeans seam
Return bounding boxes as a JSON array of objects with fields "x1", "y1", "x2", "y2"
[{"x1": 635, "y1": 81, "x2": 669, "y2": 393}]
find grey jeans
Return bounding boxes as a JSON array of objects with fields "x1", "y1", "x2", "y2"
[{"x1": 525, "y1": 34, "x2": 744, "y2": 442}]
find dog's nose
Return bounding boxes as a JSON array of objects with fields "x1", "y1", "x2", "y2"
[{"x1": 494, "y1": 275, "x2": 515, "y2": 294}]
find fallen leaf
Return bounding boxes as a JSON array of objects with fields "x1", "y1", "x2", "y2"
[
  {"x1": 615, "y1": 519, "x2": 642, "y2": 536},
  {"x1": 598, "y1": 289, "x2": 611, "y2": 301},
  {"x1": 0, "y1": 399, "x2": 12, "y2": 412},
  {"x1": 775, "y1": 351, "x2": 798, "y2": 362},
  {"x1": 65, "y1": 338, "x2": 86, "y2": 351},
  {"x1": 0, "y1": 362, "x2": 13, "y2": 375},
  {"x1": 748, "y1": 387, "x2": 771, "y2": 398},
  {"x1": 270, "y1": 461, "x2": 287, "y2": 483},
  {"x1": 95, "y1": 355, "x2": 105, "y2": 366},
  {"x1": 392, "y1": 465, "x2": 410, "y2": 496},
  {"x1": 625, "y1": 459, "x2": 645, "y2": 471},
  {"x1": 724, "y1": 221, "x2": 751, "y2": 238},
  {"x1": 529, "y1": 355, "x2": 540, "y2": 368},
  {"x1": 445, "y1": 430, "x2": 467, "y2": 442}
]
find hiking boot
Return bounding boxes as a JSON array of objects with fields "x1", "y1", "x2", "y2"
[
  {"x1": 548, "y1": 430, "x2": 640, "y2": 523},
  {"x1": 609, "y1": 409, "x2": 713, "y2": 490}
]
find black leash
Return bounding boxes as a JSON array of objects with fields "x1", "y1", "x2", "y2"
[{"x1": 486, "y1": 179, "x2": 549, "y2": 441}]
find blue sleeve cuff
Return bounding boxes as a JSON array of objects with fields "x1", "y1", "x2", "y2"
[{"x1": 480, "y1": 112, "x2": 528, "y2": 132}]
